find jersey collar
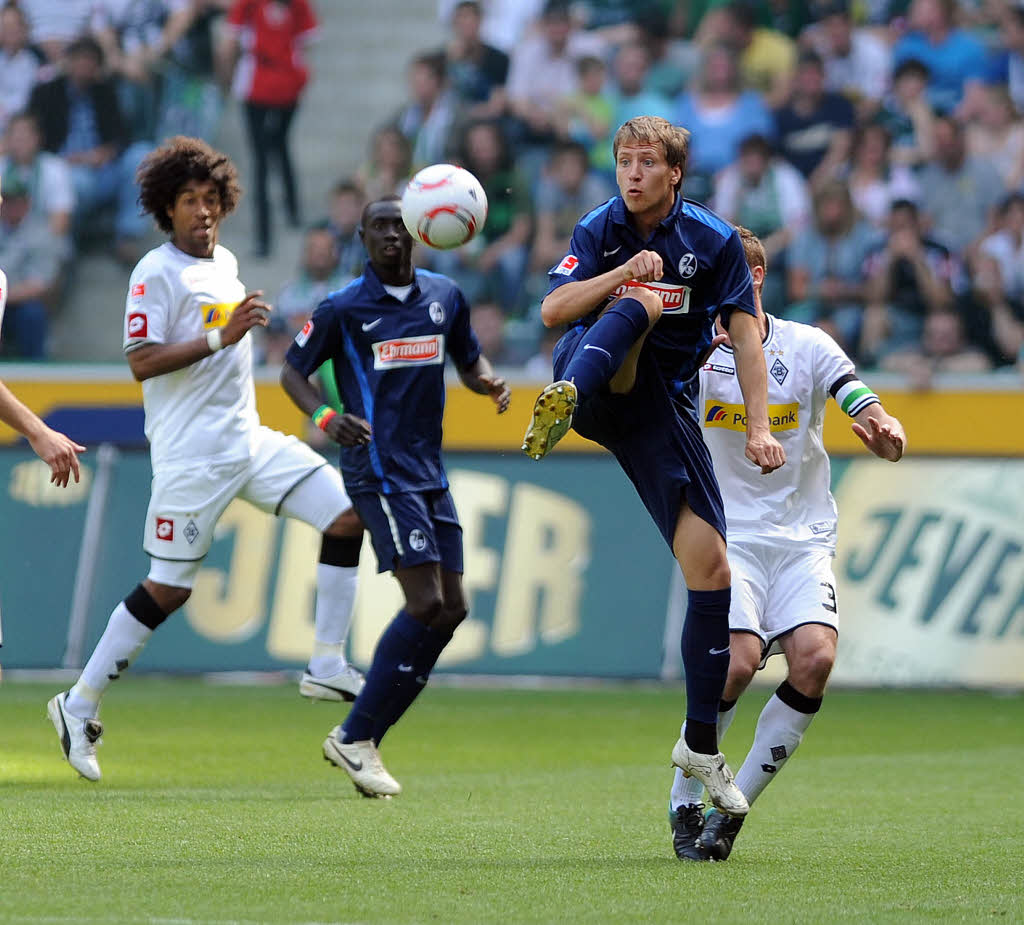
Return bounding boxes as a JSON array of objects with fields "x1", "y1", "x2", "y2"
[
  {"x1": 362, "y1": 260, "x2": 421, "y2": 301},
  {"x1": 609, "y1": 191, "x2": 683, "y2": 233}
]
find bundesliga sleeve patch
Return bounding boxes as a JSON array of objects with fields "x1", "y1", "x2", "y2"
[
  {"x1": 131, "y1": 283, "x2": 145, "y2": 298},
  {"x1": 127, "y1": 312, "x2": 148, "y2": 338},
  {"x1": 554, "y1": 254, "x2": 578, "y2": 276},
  {"x1": 295, "y1": 319, "x2": 313, "y2": 347}
]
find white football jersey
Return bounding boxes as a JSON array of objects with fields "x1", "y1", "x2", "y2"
[
  {"x1": 698, "y1": 314, "x2": 865, "y2": 550},
  {"x1": 123, "y1": 242, "x2": 256, "y2": 471}
]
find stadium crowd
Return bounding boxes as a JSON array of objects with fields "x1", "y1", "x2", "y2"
[{"x1": 3, "y1": 0, "x2": 1024, "y2": 383}]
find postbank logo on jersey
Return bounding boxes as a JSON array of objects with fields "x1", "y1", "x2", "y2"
[
  {"x1": 704, "y1": 400, "x2": 799, "y2": 432},
  {"x1": 610, "y1": 280, "x2": 692, "y2": 314},
  {"x1": 200, "y1": 302, "x2": 236, "y2": 330},
  {"x1": 372, "y1": 334, "x2": 446, "y2": 370}
]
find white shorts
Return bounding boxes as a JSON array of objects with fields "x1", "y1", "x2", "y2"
[
  {"x1": 143, "y1": 426, "x2": 350, "y2": 584},
  {"x1": 727, "y1": 540, "x2": 839, "y2": 666}
]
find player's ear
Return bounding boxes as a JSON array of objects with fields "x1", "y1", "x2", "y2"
[{"x1": 751, "y1": 264, "x2": 765, "y2": 290}]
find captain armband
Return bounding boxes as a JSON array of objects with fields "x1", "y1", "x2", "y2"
[{"x1": 830, "y1": 373, "x2": 879, "y2": 418}]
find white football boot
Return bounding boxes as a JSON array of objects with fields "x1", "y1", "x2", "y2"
[
  {"x1": 299, "y1": 664, "x2": 365, "y2": 702},
  {"x1": 322, "y1": 726, "x2": 401, "y2": 798},
  {"x1": 47, "y1": 691, "x2": 103, "y2": 781},
  {"x1": 671, "y1": 738, "x2": 748, "y2": 817}
]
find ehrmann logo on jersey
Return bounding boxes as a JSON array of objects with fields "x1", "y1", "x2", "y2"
[
  {"x1": 372, "y1": 334, "x2": 446, "y2": 370},
  {"x1": 610, "y1": 280, "x2": 691, "y2": 314},
  {"x1": 703, "y1": 400, "x2": 799, "y2": 432}
]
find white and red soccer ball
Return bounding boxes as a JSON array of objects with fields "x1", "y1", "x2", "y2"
[{"x1": 401, "y1": 164, "x2": 488, "y2": 250}]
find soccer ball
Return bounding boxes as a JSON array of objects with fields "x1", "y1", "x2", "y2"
[{"x1": 401, "y1": 164, "x2": 488, "y2": 250}]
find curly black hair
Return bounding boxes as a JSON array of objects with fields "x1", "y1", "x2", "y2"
[{"x1": 136, "y1": 136, "x2": 242, "y2": 233}]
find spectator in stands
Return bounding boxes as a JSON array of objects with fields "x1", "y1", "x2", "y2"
[
  {"x1": 878, "y1": 58, "x2": 937, "y2": 170},
  {"x1": 523, "y1": 325, "x2": 560, "y2": 379},
  {"x1": 880, "y1": 309, "x2": 992, "y2": 385},
  {"x1": 558, "y1": 55, "x2": 614, "y2": 176},
  {"x1": 860, "y1": 198, "x2": 957, "y2": 365},
  {"x1": 0, "y1": 4, "x2": 41, "y2": 137},
  {"x1": 263, "y1": 225, "x2": 350, "y2": 365},
  {"x1": 696, "y1": 1, "x2": 797, "y2": 107},
  {"x1": 325, "y1": 179, "x2": 366, "y2": 278},
  {"x1": 773, "y1": 49, "x2": 854, "y2": 190},
  {"x1": 840, "y1": 123, "x2": 919, "y2": 230},
  {"x1": 0, "y1": 112, "x2": 74, "y2": 257},
  {"x1": 506, "y1": 0, "x2": 603, "y2": 147},
  {"x1": 437, "y1": 0, "x2": 545, "y2": 55},
  {"x1": 443, "y1": 0, "x2": 508, "y2": 119},
  {"x1": 712, "y1": 133, "x2": 810, "y2": 280},
  {"x1": 219, "y1": 0, "x2": 318, "y2": 258},
  {"x1": 27, "y1": 36, "x2": 150, "y2": 264},
  {"x1": 530, "y1": 140, "x2": 613, "y2": 292},
  {"x1": 434, "y1": 119, "x2": 532, "y2": 312},
  {"x1": 18, "y1": 0, "x2": 93, "y2": 65},
  {"x1": 638, "y1": 7, "x2": 695, "y2": 98},
  {"x1": 356, "y1": 125, "x2": 413, "y2": 201},
  {"x1": 973, "y1": 192, "x2": 1024, "y2": 365},
  {"x1": 786, "y1": 180, "x2": 880, "y2": 354},
  {"x1": 607, "y1": 40, "x2": 674, "y2": 126},
  {"x1": 0, "y1": 177, "x2": 61, "y2": 358},
  {"x1": 394, "y1": 51, "x2": 458, "y2": 170},
  {"x1": 986, "y1": 2, "x2": 1024, "y2": 115},
  {"x1": 918, "y1": 115, "x2": 1004, "y2": 261},
  {"x1": 802, "y1": 1, "x2": 891, "y2": 118},
  {"x1": 674, "y1": 41, "x2": 774, "y2": 201},
  {"x1": 469, "y1": 301, "x2": 510, "y2": 365},
  {"x1": 891, "y1": 0, "x2": 987, "y2": 114},
  {"x1": 964, "y1": 85, "x2": 1024, "y2": 190}
]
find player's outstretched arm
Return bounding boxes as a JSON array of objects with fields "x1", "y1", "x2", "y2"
[
  {"x1": 127, "y1": 292, "x2": 270, "y2": 381},
  {"x1": 280, "y1": 360, "x2": 371, "y2": 446},
  {"x1": 458, "y1": 356, "x2": 510, "y2": 414},
  {"x1": 852, "y1": 405, "x2": 906, "y2": 462},
  {"x1": 728, "y1": 310, "x2": 786, "y2": 474},
  {"x1": 0, "y1": 380, "x2": 86, "y2": 486},
  {"x1": 540, "y1": 250, "x2": 664, "y2": 327}
]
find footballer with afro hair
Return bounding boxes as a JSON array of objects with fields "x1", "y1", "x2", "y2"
[{"x1": 136, "y1": 135, "x2": 242, "y2": 234}]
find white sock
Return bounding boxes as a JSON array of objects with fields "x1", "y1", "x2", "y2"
[
  {"x1": 734, "y1": 692, "x2": 817, "y2": 806},
  {"x1": 670, "y1": 704, "x2": 738, "y2": 809},
  {"x1": 65, "y1": 602, "x2": 153, "y2": 719},
  {"x1": 307, "y1": 563, "x2": 358, "y2": 677}
]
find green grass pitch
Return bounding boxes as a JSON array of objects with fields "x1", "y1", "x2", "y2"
[{"x1": 2, "y1": 680, "x2": 1022, "y2": 924}]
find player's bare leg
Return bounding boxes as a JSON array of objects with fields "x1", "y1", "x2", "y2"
[
  {"x1": 701, "y1": 625, "x2": 837, "y2": 858},
  {"x1": 523, "y1": 289, "x2": 662, "y2": 459},
  {"x1": 669, "y1": 505, "x2": 749, "y2": 817}
]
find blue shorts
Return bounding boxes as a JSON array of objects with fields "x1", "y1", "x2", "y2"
[
  {"x1": 554, "y1": 326, "x2": 726, "y2": 550},
  {"x1": 351, "y1": 489, "x2": 464, "y2": 574}
]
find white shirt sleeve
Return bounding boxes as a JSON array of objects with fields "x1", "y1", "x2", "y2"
[
  {"x1": 124, "y1": 262, "x2": 171, "y2": 352},
  {"x1": 811, "y1": 325, "x2": 856, "y2": 405}
]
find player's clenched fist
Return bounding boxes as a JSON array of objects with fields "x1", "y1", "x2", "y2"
[
  {"x1": 745, "y1": 432, "x2": 786, "y2": 475},
  {"x1": 621, "y1": 250, "x2": 663, "y2": 284},
  {"x1": 222, "y1": 291, "x2": 271, "y2": 345},
  {"x1": 325, "y1": 413, "x2": 373, "y2": 447}
]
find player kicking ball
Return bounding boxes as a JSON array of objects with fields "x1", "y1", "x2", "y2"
[
  {"x1": 48, "y1": 137, "x2": 365, "y2": 782},
  {"x1": 668, "y1": 227, "x2": 906, "y2": 861},
  {"x1": 522, "y1": 116, "x2": 785, "y2": 817},
  {"x1": 281, "y1": 196, "x2": 510, "y2": 798}
]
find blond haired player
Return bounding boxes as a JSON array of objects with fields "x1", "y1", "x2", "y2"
[
  {"x1": 47, "y1": 138, "x2": 365, "y2": 781},
  {"x1": 669, "y1": 227, "x2": 906, "y2": 861}
]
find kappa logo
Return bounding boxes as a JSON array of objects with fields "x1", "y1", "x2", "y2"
[
  {"x1": 770, "y1": 357, "x2": 789, "y2": 385},
  {"x1": 703, "y1": 400, "x2": 799, "y2": 432},
  {"x1": 295, "y1": 319, "x2": 313, "y2": 347},
  {"x1": 428, "y1": 300, "x2": 445, "y2": 325},
  {"x1": 554, "y1": 254, "x2": 578, "y2": 276},
  {"x1": 409, "y1": 529, "x2": 427, "y2": 552},
  {"x1": 127, "y1": 313, "x2": 148, "y2": 337},
  {"x1": 131, "y1": 283, "x2": 145, "y2": 298},
  {"x1": 678, "y1": 252, "x2": 697, "y2": 278},
  {"x1": 155, "y1": 517, "x2": 174, "y2": 541},
  {"x1": 372, "y1": 334, "x2": 445, "y2": 370}
]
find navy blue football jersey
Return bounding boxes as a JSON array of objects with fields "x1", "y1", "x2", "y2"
[
  {"x1": 547, "y1": 195, "x2": 756, "y2": 387},
  {"x1": 285, "y1": 262, "x2": 481, "y2": 494}
]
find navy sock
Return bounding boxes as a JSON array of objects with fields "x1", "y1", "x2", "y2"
[
  {"x1": 372, "y1": 626, "x2": 452, "y2": 745},
  {"x1": 561, "y1": 297, "x2": 650, "y2": 401},
  {"x1": 681, "y1": 588, "x2": 731, "y2": 745},
  {"x1": 342, "y1": 610, "x2": 427, "y2": 742}
]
